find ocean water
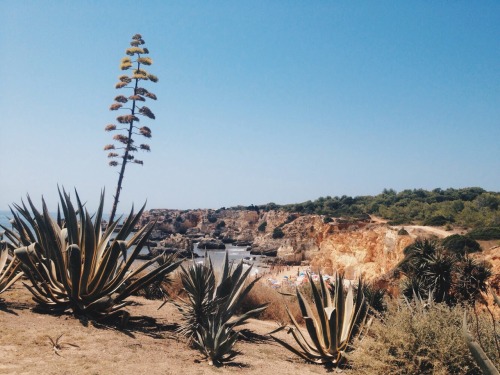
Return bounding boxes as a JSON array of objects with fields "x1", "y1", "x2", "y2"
[
  {"x1": 192, "y1": 244, "x2": 262, "y2": 275},
  {"x1": 0, "y1": 210, "x2": 13, "y2": 231}
]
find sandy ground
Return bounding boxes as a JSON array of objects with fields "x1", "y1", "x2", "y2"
[{"x1": 0, "y1": 284, "x2": 331, "y2": 375}]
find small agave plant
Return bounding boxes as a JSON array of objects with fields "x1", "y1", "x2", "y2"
[
  {"x1": 1, "y1": 189, "x2": 181, "y2": 321},
  {"x1": 174, "y1": 253, "x2": 268, "y2": 366},
  {"x1": 270, "y1": 273, "x2": 367, "y2": 366},
  {"x1": 0, "y1": 241, "x2": 23, "y2": 295}
]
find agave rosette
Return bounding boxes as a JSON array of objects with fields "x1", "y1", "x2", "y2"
[
  {"x1": 2, "y1": 189, "x2": 181, "y2": 319},
  {"x1": 176, "y1": 252, "x2": 268, "y2": 366},
  {"x1": 270, "y1": 273, "x2": 367, "y2": 365}
]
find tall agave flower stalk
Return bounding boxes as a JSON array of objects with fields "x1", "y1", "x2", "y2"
[
  {"x1": 0, "y1": 242, "x2": 23, "y2": 294},
  {"x1": 105, "y1": 33, "x2": 158, "y2": 223},
  {"x1": 3, "y1": 189, "x2": 181, "y2": 321},
  {"x1": 175, "y1": 253, "x2": 268, "y2": 366},
  {"x1": 270, "y1": 273, "x2": 367, "y2": 366}
]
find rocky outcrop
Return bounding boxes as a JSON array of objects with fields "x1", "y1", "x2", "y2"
[
  {"x1": 309, "y1": 225, "x2": 414, "y2": 280},
  {"x1": 197, "y1": 238, "x2": 226, "y2": 250},
  {"x1": 159, "y1": 234, "x2": 193, "y2": 252},
  {"x1": 139, "y1": 208, "x2": 500, "y2": 283}
]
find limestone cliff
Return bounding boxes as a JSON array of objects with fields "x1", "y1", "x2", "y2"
[{"x1": 139, "y1": 208, "x2": 498, "y2": 282}]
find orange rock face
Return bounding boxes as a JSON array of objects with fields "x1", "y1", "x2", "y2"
[{"x1": 308, "y1": 225, "x2": 414, "y2": 280}]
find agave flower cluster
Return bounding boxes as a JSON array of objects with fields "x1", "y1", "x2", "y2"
[
  {"x1": 105, "y1": 33, "x2": 158, "y2": 223},
  {"x1": 2, "y1": 189, "x2": 181, "y2": 321},
  {"x1": 175, "y1": 253, "x2": 268, "y2": 366}
]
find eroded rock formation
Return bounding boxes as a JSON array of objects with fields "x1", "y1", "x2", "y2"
[{"x1": 138, "y1": 208, "x2": 498, "y2": 282}]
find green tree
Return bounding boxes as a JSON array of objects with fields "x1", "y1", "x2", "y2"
[{"x1": 104, "y1": 34, "x2": 158, "y2": 223}]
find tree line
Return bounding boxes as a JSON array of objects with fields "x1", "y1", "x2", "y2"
[{"x1": 247, "y1": 187, "x2": 500, "y2": 229}]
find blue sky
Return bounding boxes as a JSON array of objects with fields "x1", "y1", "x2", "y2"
[{"x1": 1, "y1": 1, "x2": 499, "y2": 213}]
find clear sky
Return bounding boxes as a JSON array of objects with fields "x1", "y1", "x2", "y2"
[{"x1": 1, "y1": 1, "x2": 499, "y2": 213}]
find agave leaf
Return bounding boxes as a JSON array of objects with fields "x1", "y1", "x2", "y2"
[
  {"x1": 335, "y1": 274, "x2": 346, "y2": 340},
  {"x1": 0, "y1": 247, "x2": 8, "y2": 272},
  {"x1": 9, "y1": 205, "x2": 36, "y2": 246},
  {"x1": 463, "y1": 312, "x2": 500, "y2": 375},
  {"x1": 296, "y1": 288, "x2": 328, "y2": 356},
  {"x1": 320, "y1": 276, "x2": 332, "y2": 307},
  {"x1": 116, "y1": 256, "x2": 182, "y2": 301},
  {"x1": 340, "y1": 284, "x2": 354, "y2": 343},
  {"x1": 0, "y1": 257, "x2": 23, "y2": 293},
  {"x1": 114, "y1": 202, "x2": 147, "y2": 242},
  {"x1": 308, "y1": 272, "x2": 330, "y2": 346},
  {"x1": 284, "y1": 304, "x2": 319, "y2": 353},
  {"x1": 270, "y1": 334, "x2": 323, "y2": 363},
  {"x1": 88, "y1": 240, "x2": 126, "y2": 294},
  {"x1": 219, "y1": 251, "x2": 230, "y2": 284},
  {"x1": 0, "y1": 223, "x2": 23, "y2": 248},
  {"x1": 85, "y1": 295, "x2": 114, "y2": 312},
  {"x1": 328, "y1": 307, "x2": 338, "y2": 352},
  {"x1": 92, "y1": 190, "x2": 105, "y2": 244},
  {"x1": 228, "y1": 303, "x2": 269, "y2": 327},
  {"x1": 288, "y1": 327, "x2": 328, "y2": 360},
  {"x1": 104, "y1": 223, "x2": 161, "y2": 294},
  {"x1": 68, "y1": 245, "x2": 82, "y2": 302},
  {"x1": 222, "y1": 265, "x2": 255, "y2": 316},
  {"x1": 38, "y1": 260, "x2": 64, "y2": 293},
  {"x1": 59, "y1": 189, "x2": 79, "y2": 245},
  {"x1": 79, "y1": 209, "x2": 96, "y2": 294},
  {"x1": 15, "y1": 244, "x2": 46, "y2": 282}
]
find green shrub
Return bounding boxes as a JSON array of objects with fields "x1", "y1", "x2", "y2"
[
  {"x1": 424, "y1": 215, "x2": 453, "y2": 226},
  {"x1": 349, "y1": 302, "x2": 499, "y2": 374},
  {"x1": 257, "y1": 221, "x2": 267, "y2": 232},
  {"x1": 441, "y1": 234, "x2": 481, "y2": 256},
  {"x1": 467, "y1": 227, "x2": 500, "y2": 240},
  {"x1": 397, "y1": 228, "x2": 409, "y2": 235},
  {"x1": 323, "y1": 216, "x2": 333, "y2": 223},
  {"x1": 272, "y1": 227, "x2": 285, "y2": 239},
  {"x1": 399, "y1": 239, "x2": 491, "y2": 305}
]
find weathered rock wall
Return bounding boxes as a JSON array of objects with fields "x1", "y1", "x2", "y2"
[
  {"x1": 140, "y1": 208, "x2": 499, "y2": 285},
  {"x1": 310, "y1": 226, "x2": 414, "y2": 280}
]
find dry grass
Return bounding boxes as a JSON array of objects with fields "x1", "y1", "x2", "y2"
[
  {"x1": 348, "y1": 300, "x2": 500, "y2": 374},
  {"x1": 239, "y1": 280, "x2": 304, "y2": 326}
]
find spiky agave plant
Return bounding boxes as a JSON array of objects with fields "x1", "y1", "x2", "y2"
[
  {"x1": 0, "y1": 241, "x2": 23, "y2": 294},
  {"x1": 105, "y1": 33, "x2": 158, "y2": 224},
  {"x1": 270, "y1": 273, "x2": 367, "y2": 366},
  {"x1": 175, "y1": 253, "x2": 268, "y2": 366},
  {"x1": 3, "y1": 189, "x2": 181, "y2": 321}
]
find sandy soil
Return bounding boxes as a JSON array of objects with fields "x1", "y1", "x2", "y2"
[{"x1": 0, "y1": 284, "x2": 329, "y2": 375}]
